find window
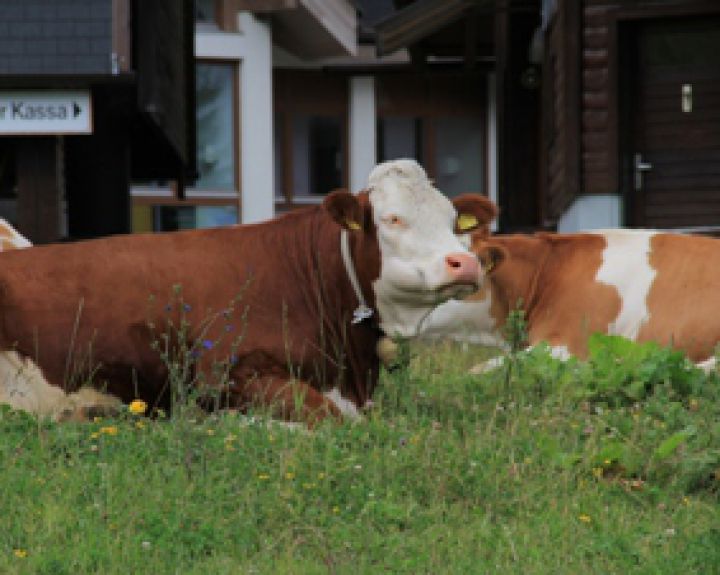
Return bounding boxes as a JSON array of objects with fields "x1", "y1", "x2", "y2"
[
  {"x1": 378, "y1": 117, "x2": 422, "y2": 164},
  {"x1": 376, "y1": 72, "x2": 487, "y2": 197},
  {"x1": 274, "y1": 70, "x2": 348, "y2": 209},
  {"x1": 195, "y1": 62, "x2": 236, "y2": 191},
  {"x1": 132, "y1": 60, "x2": 239, "y2": 232},
  {"x1": 195, "y1": 0, "x2": 217, "y2": 25}
]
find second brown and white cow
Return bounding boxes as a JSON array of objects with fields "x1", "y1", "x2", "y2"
[
  {"x1": 0, "y1": 159, "x2": 496, "y2": 424},
  {"x1": 422, "y1": 229, "x2": 720, "y2": 371}
]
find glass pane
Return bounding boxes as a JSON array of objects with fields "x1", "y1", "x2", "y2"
[
  {"x1": 153, "y1": 205, "x2": 238, "y2": 231},
  {"x1": 378, "y1": 116, "x2": 422, "y2": 163},
  {"x1": 195, "y1": 0, "x2": 216, "y2": 24},
  {"x1": 196, "y1": 63, "x2": 235, "y2": 191},
  {"x1": 196, "y1": 205, "x2": 237, "y2": 228},
  {"x1": 292, "y1": 115, "x2": 344, "y2": 196},
  {"x1": 434, "y1": 116, "x2": 484, "y2": 197}
]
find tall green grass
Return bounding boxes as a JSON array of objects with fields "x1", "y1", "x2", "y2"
[{"x1": 0, "y1": 338, "x2": 718, "y2": 574}]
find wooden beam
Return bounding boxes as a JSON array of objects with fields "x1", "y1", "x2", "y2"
[
  {"x1": 16, "y1": 137, "x2": 62, "y2": 244},
  {"x1": 563, "y1": 0, "x2": 581, "y2": 201},
  {"x1": 376, "y1": 0, "x2": 491, "y2": 56}
]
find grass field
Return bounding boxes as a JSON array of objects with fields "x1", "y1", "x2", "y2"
[{"x1": 0, "y1": 338, "x2": 718, "y2": 574}]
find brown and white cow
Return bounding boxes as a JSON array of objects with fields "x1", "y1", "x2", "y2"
[
  {"x1": 0, "y1": 159, "x2": 496, "y2": 424},
  {"x1": 422, "y1": 229, "x2": 720, "y2": 371}
]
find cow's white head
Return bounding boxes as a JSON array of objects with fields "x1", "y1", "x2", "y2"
[{"x1": 324, "y1": 159, "x2": 497, "y2": 337}]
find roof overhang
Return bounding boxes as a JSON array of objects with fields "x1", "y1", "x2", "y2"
[
  {"x1": 375, "y1": 0, "x2": 492, "y2": 56},
  {"x1": 237, "y1": 0, "x2": 358, "y2": 58}
]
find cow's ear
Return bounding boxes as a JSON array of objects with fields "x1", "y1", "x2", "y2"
[
  {"x1": 452, "y1": 194, "x2": 498, "y2": 234},
  {"x1": 475, "y1": 242, "x2": 506, "y2": 275},
  {"x1": 323, "y1": 189, "x2": 368, "y2": 231}
]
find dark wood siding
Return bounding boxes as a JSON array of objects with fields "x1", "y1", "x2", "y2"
[
  {"x1": 582, "y1": 0, "x2": 617, "y2": 196},
  {"x1": 543, "y1": 0, "x2": 580, "y2": 221}
]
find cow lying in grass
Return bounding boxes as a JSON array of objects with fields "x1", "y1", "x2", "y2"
[
  {"x1": 0, "y1": 159, "x2": 498, "y2": 424},
  {"x1": 0, "y1": 219, "x2": 125, "y2": 420},
  {"x1": 422, "y1": 229, "x2": 720, "y2": 373}
]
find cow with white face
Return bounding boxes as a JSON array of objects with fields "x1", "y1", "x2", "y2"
[
  {"x1": 361, "y1": 160, "x2": 491, "y2": 338},
  {"x1": 0, "y1": 159, "x2": 498, "y2": 424}
]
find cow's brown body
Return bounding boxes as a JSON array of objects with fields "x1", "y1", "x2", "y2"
[
  {"x1": 426, "y1": 230, "x2": 720, "y2": 364},
  {"x1": 0, "y1": 206, "x2": 380, "y2": 420}
]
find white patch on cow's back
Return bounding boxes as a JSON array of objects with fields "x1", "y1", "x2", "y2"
[
  {"x1": 323, "y1": 387, "x2": 361, "y2": 420},
  {"x1": 0, "y1": 351, "x2": 122, "y2": 420},
  {"x1": 419, "y1": 297, "x2": 506, "y2": 348},
  {"x1": 592, "y1": 229, "x2": 657, "y2": 340},
  {"x1": 0, "y1": 218, "x2": 32, "y2": 249}
]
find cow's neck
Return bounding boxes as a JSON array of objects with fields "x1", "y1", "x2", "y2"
[
  {"x1": 489, "y1": 235, "x2": 551, "y2": 330},
  {"x1": 277, "y1": 208, "x2": 381, "y2": 404}
]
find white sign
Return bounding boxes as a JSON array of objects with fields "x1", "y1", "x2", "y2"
[{"x1": 0, "y1": 90, "x2": 92, "y2": 135}]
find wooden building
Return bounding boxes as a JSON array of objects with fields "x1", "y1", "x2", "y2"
[
  {"x1": 544, "y1": 0, "x2": 720, "y2": 232},
  {"x1": 370, "y1": 0, "x2": 720, "y2": 232},
  {"x1": 0, "y1": 0, "x2": 195, "y2": 243}
]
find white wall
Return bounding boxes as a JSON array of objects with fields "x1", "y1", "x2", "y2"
[
  {"x1": 557, "y1": 194, "x2": 622, "y2": 232},
  {"x1": 349, "y1": 76, "x2": 377, "y2": 192},
  {"x1": 195, "y1": 12, "x2": 274, "y2": 224}
]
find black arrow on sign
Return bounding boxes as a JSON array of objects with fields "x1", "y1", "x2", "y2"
[{"x1": 73, "y1": 102, "x2": 81, "y2": 118}]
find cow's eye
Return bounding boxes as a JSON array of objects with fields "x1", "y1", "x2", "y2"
[{"x1": 384, "y1": 215, "x2": 405, "y2": 227}]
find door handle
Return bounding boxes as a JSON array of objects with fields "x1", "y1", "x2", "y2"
[{"x1": 634, "y1": 153, "x2": 653, "y2": 191}]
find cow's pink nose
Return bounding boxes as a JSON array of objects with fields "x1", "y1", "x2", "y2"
[{"x1": 445, "y1": 252, "x2": 480, "y2": 284}]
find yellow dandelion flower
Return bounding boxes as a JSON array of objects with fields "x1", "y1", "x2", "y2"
[
  {"x1": 129, "y1": 399, "x2": 147, "y2": 415},
  {"x1": 257, "y1": 473, "x2": 270, "y2": 480},
  {"x1": 579, "y1": 514, "x2": 592, "y2": 523},
  {"x1": 13, "y1": 549, "x2": 27, "y2": 559},
  {"x1": 206, "y1": 429, "x2": 215, "y2": 436},
  {"x1": 100, "y1": 426, "x2": 118, "y2": 436},
  {"x1": 318, "y1": 472, "x2": 326, "y2": 480},
  {"x1": 90, "y1": 432, "x2": 100, "y2": 440},
  {"x1": 332, "y1": 506, "x2": 340, "y2": 514},
  {"x1": 135, "y1": 421, "x2": 145, "y2": 430},
  {"x1": 682, "y1": 496, "x2": 690, "y2": 506},
  {"x1": 285, "y1": 472, "x2": 295, "y2": 480},
  {"x1": 603, "y1": 459, "x2": 612, "y2": 466}
]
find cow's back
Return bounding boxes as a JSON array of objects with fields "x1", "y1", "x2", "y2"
[
  {"x1": 634, "y1": 232, "x2": 720, "y2": 360},
  {"x1": 0, "y1": 224, "x2": 325, "y2": 402}
]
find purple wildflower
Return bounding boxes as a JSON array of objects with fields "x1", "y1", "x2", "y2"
[
  {"x1": 183, "y1": 303, "x2": 192, "y2": 312},
  {"x1": 202, "y1": 339, "x2": 214, "y2": 350}
]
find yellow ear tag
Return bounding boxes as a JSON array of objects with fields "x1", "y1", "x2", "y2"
[
  {"x1": 346, "y1": 220, "x2": 361, "y2": 231},
  {"x1": 457, "y1": 213, "x2": 479, "y2": 232}
]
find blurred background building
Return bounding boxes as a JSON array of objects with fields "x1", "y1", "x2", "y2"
[{"x1": 0, "y1": 0, "x2": 718, "y2": 241}]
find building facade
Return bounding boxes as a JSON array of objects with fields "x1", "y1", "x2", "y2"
[{"x1": 0, "y1": 0, "x2": 195, "y2": 242}]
